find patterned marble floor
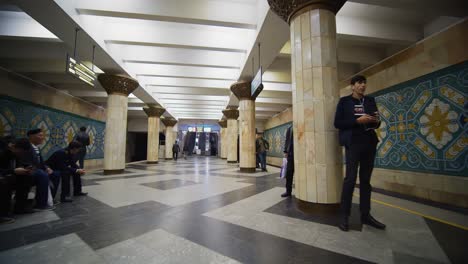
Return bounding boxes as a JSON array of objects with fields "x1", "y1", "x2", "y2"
[{"x1": 0, "y1": 156, "x2": 467, "y2": 264}]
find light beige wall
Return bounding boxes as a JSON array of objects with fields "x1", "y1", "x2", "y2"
[
  {"x1": 340, "y1": 20, "x2": 468, "y2": 208},
  {"x1": 264, "y1": 107, "x2": 293, "y2": 167},
  {"x1": 0, "y1": 71, "x2": 106, "y2": 121},
  {"x1": 264, "y1": 107, "x2": 293, "y2": 131}
]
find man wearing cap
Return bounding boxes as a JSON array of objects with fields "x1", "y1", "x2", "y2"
[{"x1": 24, "y1": 128, "x2": 55, "y2": 210}]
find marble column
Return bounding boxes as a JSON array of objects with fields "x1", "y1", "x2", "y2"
[
  {"x1": 98, "y1": 74, "x2": 139, "y2": 175},
  {"x1": 162, "y1": 118, "x2": 178, "y2": 160},
  {"x1": 143, "y1": 105, "x2": 166, "y2": 164},
  {"x1": 269, "y1": 0, "x2": 346, "y2": 204},
  {"x1": 222, "y1": 108, "x2": 239, "y2": 164},
  {"x1": 218, "y1": 119, "x2": 228, "y2": 159},
  {"x1": 231, "y1": 82, "x2": 258, "y2": 173}
]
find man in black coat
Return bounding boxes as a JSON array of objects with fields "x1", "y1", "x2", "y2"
[
  {"x1": 46, "y1": 141, "x2": 86, "y2": 202},
  {"x1": 74, "y1": 126, "x2": 90, "y2": 169},
  {"x1": 334, "y1": 75, "x2": 385, "y2": 232},
  {"x1": 281, "y1": 125, "x2": 294, "y2": 197},
  {"x1": 0, "y1": 137, "x2": 35, "y2": 223}
]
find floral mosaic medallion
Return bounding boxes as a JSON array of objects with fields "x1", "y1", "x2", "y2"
[
  {"x1": 0, "y1": 113, "x2": 12, "y2": 136},
  {"x1": 420, "y1": 99, "x2": 459, "y2": 149},
  {"x1": 264, "y1": 122, "x2": 291, "y2": 158},
  {"x1": 372, "y1": 61, "x2": 468, "y2": 176}
]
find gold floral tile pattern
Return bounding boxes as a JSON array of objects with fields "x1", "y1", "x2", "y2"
[{"x1": 372, "y1": 61, "x2": 467, "y2": 176}]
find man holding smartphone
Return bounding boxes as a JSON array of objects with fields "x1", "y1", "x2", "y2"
[{"x1": 334, "y1": 75, "x2": 386, "y2": 232}]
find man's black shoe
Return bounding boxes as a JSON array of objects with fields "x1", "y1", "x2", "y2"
[
  {"x1": 362, "y1": 215, "x2": 386, "y2": 230},
  {"x1": 74, "y1": 192, "x2": 88, "y2": 197},
  {"x1": 281, "y1": 192, "x2": 291, "y2": 198},
  {"x1": 338, "y1": 217, "x2": 349, "y2": 231},
  {"x1": 262, "y1": 168, "x2": 268, "y2": 172}
]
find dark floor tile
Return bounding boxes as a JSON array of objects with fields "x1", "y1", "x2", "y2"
[
  {"x1": 264, "y1": 198, "x2": 362, "y2": 231},
  {"x1": 424, "y1": 218, "x2": 468, "y2": 264},
  {"x1": 141, "y1": 179, "x2": 199, "y2": 190}
]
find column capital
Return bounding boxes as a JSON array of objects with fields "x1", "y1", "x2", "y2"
[
  {"x1": 222, "y1": 109, "x2": 239, "y2": 120},
  {"x1": 268, "y1": 0, "x2": 346, "y2": 23},
  {"x1": 98, "y1": 74, "x2": 139, "y2": 96},
  {"x1": 218, "y1": 120, "x2": 227, "y2": 128},
  {"x1": 143, "y1": 105, "x2": 166, "y2": 117},
  {"x1": 161, "y1": 117, "x2": 178, "y2": 127},
  {"x1": 231, "y1": 81, "x2": 257, "y2": 101}
]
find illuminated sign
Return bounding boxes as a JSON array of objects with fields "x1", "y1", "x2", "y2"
[
  {"x1": 66, "y1": 54, "x2": 96, "y2": 87},
  {"x1": 251, "y1": 66, "x2": 263, "y2": 98}
]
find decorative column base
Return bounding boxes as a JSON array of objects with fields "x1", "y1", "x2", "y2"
[
  {"x1": 103, "y1": 169, "x2": 125, "y2": 175},
  {"x1": 165, "y1": 158, "x2": 173, "y2": 160},
  {"x1": 227, "y1": 160, "x2": 238, "y2": 164},
  {"x1": 147, "y1": 161, "x2": 158, "y2": 164},
  {"x1": 240, "y1": 167, "x2": 256, "y2": 173},
  {"x1": 221, "y1": 158, "x2": 227, "y2": 160}
]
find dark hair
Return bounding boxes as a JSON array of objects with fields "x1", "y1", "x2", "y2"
[
  {"x1": 13, "y1": 138, "x2": 32, "y2": 151},
  {"x1": 350, "y1": 75, "x2": 367, "y2": 85},
  {"x1": 68, "y1": 141, "x2": 83, "y2": 150},
  {"x1": 80, "y1": 126, "x2": 86, "y2": 132},
  {"x1": 27, "y1": 128, "x2": 42, "y2": 136}
]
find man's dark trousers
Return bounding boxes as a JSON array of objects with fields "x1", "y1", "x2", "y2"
[
  {"x1": 78, "y1": 148, "x2": 86, "y2": 169},
  {"x1": 73, "y1": 173, "x2": 83, "y2": 195},
  {"x1": 285, "y1": 155, "x2": 295, "y2": 195},
  {"x1": 50, "y1": 170, "x2": 72, "y2": 200},
  {"x1": 173, "y1": 152, "x2": 178, "y2": 160},
  {"x1": 340, "y1": 142, "x2": 377, "y2": 217}
]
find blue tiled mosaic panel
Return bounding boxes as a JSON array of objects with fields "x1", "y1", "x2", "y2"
[
  {"x1": 371, "y1": 61, "x2": 467, "y2": 177},
  {"x1": 0, "y1": 95, "x2": 105, "y2": 160},
  {"x1": 264, "y1": 122, "x2": 292, "y2": 158}
]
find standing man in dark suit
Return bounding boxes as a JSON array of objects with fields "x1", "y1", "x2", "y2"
[
  {"x1": 172, "y1": 141, "x2": 180, "y2": 161},
  {"x1": 46, "y1": 141, "x2": 87, "y2": 202},
  {"x1": 281, "y1": 125, "x2": 294, "y2": 197},
  {"x1": 74, "y1": 126, "x2": 90, "y2": 169},
  {"x1": 25, "y1": 129, "x2": 54, "y2": 210},
  {"x1": 334, "y1": 75, "x2": 385, "y2": 232}
]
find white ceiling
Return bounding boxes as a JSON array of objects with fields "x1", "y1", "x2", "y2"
[{"x1": 0, "y1": 0, "x2": 466, "y2": 122}]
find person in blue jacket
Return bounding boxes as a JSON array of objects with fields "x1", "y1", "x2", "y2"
[{"x1": 334, "y1": 75, "x2": 386, "y2": 232}]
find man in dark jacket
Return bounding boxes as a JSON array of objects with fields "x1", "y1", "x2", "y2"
[
  {"x1": 281, "y1": 125, "x2": 294, "y2": 197},
  {"x1": 256, "y1": 133, "x2": 269, "y2": 172},
  {"x1": 24, "y1": 129, "x2": 54, "y2": 210},
  {"x1": 334, "y1": 75, "x2": 385, "y2": 232},
  {"x1": 74, "y1": 126, "x2": 90, "y2": 169},
  {"x1": 46, "y1": 141, "x2": 86, "y2": 202},
  {"x1": 172, "y1": 141, "x2": 180, "y2": 161},
  {"x1": 0, "y1": 137, "x2": 35, "y2": 223}
]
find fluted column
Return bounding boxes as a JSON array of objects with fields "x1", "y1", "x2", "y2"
[
  {"x1": 269, "y1": 0, "x2": 346, "y2": 204},
  {"x1": 143, "y1": 105, "x2": 165, "y2": 164},
  {"x1": 162, "y1": 118, "x2": 178, "y2": 160},
  {"x1": 231, "y1": 82, "x2": 258, "y2": 173},
  {"x1": 218, "y1": 119, "x2": 228, "y2": 159},
  {"x1": 98, "y1": 74, "x2": 139, "y2": 175},
  {"x1": 222, "y1": 108, "x2": 239, "y2": 164}
]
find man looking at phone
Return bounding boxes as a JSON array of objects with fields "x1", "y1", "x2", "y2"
[{"x1": 334, "y1": 75, "x2": 385, "y2": 232}]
